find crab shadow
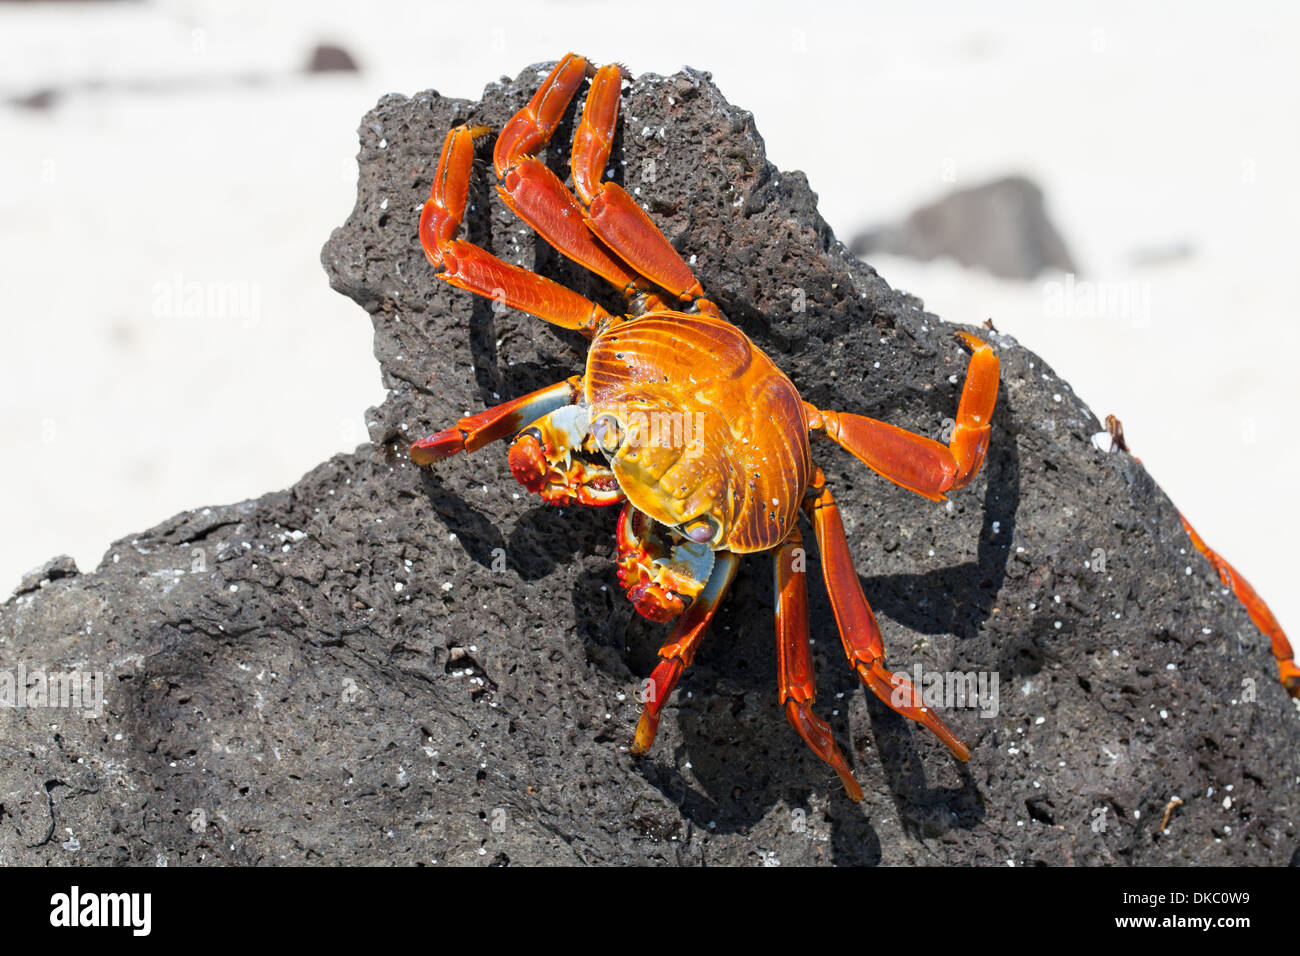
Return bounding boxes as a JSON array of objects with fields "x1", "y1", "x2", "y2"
[
  {"x1": 861, "y1": 400, "x2": 1023, "y2": 640},
  {"x1": 573, "y1": 395, "x2": 1023, "y2": 861},
  {"x1": 414, "y1": 432, "x2": 616, "y2": 581}
]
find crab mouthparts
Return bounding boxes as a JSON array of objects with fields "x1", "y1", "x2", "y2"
[{"x1": 507, "y1": 430, "x2": 620, "y2": 504}]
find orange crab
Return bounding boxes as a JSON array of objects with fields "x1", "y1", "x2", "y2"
[
  {"x1": 410, "y1": 54, "x2": 1300, "y2": 802},
  {"x1": 407, "y1": 52, "x2": 998, "y2": 800}
]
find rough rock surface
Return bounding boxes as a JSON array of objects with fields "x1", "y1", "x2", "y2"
[
  {"x1": 2, "y1": 63, "x2": 1296, "y2": 867},
  {"x1": 851, "y1": 175, "x2": 1078, "y2": 280}
]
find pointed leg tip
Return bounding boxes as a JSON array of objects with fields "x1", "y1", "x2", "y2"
[
  {"x1": 784, "y1": 699, "x2": 864, "y2": 802},
  {"x1": 842, "y1": 777, "x2": 865, "y2": 803},
  {"x1": 858, "y1": 661, "x2": 971, "y2": 762},
  {"x1": 409, "y1": 431, "x2": 464, "y2": 466},
  {"x1": 631, "y1": 713, "x2": 659, "y2": 755},
  {"x1": 1280, "y1": 661, "x2": 1300, "y2": 697},
  {"x1": 918, "y1": 711, "x2": 971, "y2": 762}
]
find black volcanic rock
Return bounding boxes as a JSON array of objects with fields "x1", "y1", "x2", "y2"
[{"x1": 1, "y1": 62, "x2": 1294, "y2": 866}]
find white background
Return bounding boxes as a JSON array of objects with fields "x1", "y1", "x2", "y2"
[{"x1": 2, "y1": 0, "x2": 1297, "y2": 652}]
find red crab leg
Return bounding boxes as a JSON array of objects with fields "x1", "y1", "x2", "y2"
[
  {"x1": 1180, "y1": 515, "x2": 1299, "y2": 695},
  {"x1": 631, "y1": 551, "x2": 739, "y2": 755},
  {"x1": 807, "y1": 331, "x2": 999, "y2": 501},
  {"x1": 571, "y1": 64, "x2": 717, "y2": 314},
  {"x1": 1113, "y1": 412, "x2": 1299, "y2": 698},
  {"x1": 421, "y1": 123, "x2": 490, "y2": 256},
  {"x1": 803, "y1": 470, "x2": 971, "y2": 761},
  {"x1": 492, "y1": 53, "x2": 591, "y2": 176},
  {"x1": 409, "y1": 377, "x2": 581, "y2": 466},
  {"x1": 492, "y1": 55, "x2": 666, "y2": 307},
  {"x1": 420, "y1": 123, "x2": 609, "y2": 334},
  {"x1": 774, "y1": 530, "x2": 865, "y2": 801}
]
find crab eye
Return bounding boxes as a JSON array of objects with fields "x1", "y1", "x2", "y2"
[
  {"x1": 590, "y1": 413, "x2": 625, "y2": 456},
  {"x1": 679, "y1": 514, "x2": 720, "y2": 544}
]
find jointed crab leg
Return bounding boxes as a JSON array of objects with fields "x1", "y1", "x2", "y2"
[
  {"x1": 492, "y1": 53, "x2": 591, "y2": 179},
  {"x1": 803, "y1": 469, "x2": 971, "y2": 761},
  {"x1": 808, "y1": 331, "x2": 999, "y2": 501},
  {"x1": 571, "y1": 64, "x2": 717, "y2": 314},
  {"x1": 631, "y1": 551, "x2": 739, "y2": 755},
  {"x1": 409, "y1": 377, "x2": 581, "y2": 466},
  {"x1": 420, "y1": 124, "x2": 610, "y2": 334},
  {"x1": 421, "y1": 123, "x2": 490, "y2": 256},
  {"x1": 423, "y1": 52, "x2": 720, "y2": 338},
  {"x1": 1180, "y1": 515, "x2": 1299, "y2": 695},
  {"x1": 1111, "y1": 413, "x2": 1299, "y2": 698},
  {"x1": 492, "y1": 56, "x2": 667, "y2": 307},
  {"x1": 774, "y1": 531, "x2": 865, "y2": 801},
  {"x1": 948, "y1": 331, "x2": 1000, "y2": 487},
  {"x1": 490, "y1": 54, "x2": 714, "y2": 313}
]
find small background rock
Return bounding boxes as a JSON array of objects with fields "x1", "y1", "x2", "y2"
[
  {"x1": 304, "y1": 43, "x2": 360, "y2": 75},
  {"x1": 852, "y1": 175, "x2": 1078, "y2": 280}
]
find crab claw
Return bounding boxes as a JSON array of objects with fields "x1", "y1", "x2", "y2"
[
  {"x1": 409, "y1": 428, "x2": 467, "y2": 466},
  {"x1": 506, "y1": 422, "x2": 622, "y2": 506},
  {"x1": 624, "y1": 580, "x2": 687, "y2": 622},
  {"x1": 615, "y1": 503, "x2": 715, "y2": 622},
  {"x1": 507, "y1": 429, "x2": 550, "y2": 492}
]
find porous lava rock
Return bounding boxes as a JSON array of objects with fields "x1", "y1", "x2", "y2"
[{"x1": 2, "y1": 62, "x2": 1295, "y2": 866}]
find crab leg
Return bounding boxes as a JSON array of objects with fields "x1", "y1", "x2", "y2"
[
  {"x1": 409, "y1": 377, "x2": 581, "y2": 466},
  {"x1": 1112, "y1": 412, "x2": 1299, "y2": 698},
  {"x1": 808, "y1": 331, "x2": 999, "y2": 500},
  {"x1": 1179, "y1": 514, "x2": 1299, "y2": 696},
  {"x1": 492, "y1": 53, "x2": 591, "y2": 178},
  {"x1": 492, "y1": 55, "x2": 667, "y2": 307},
  {"x1": 420, "y1": 123, "x2": 610, "y2": 334},
  {"x1": 803, "y1": 470, "x2": 970, "y2": 761},
  {"x1": 631, "y1": 551, "x2": 739, "y2": 755},
  {"x1": 571, "y1": 64, "x2": 716, "y2": 314},
  {"x1": 774, "y1": 530, "x2": 865, "y2": 801}
]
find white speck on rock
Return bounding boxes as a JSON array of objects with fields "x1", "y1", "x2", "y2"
[{"x1": 1091, "y1": 431, "x2": 1114, "y2": 453}]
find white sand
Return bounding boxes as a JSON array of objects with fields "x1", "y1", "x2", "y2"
[{"x1": 2, "y1": 0, "x2": 1296, "y2": 652}]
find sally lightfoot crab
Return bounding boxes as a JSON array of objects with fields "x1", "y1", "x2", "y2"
[{"x1": 408, "y1": 53, "x2": 1002, "y2": 801}]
